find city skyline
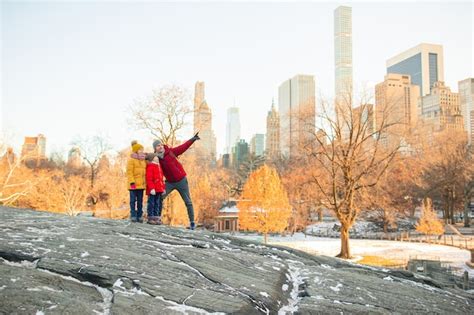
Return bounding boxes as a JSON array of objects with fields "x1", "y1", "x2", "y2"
[{"x1": 2, "y1": 1, "x2": 473, "y2": 156}]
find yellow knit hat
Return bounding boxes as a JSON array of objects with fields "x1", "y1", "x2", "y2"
[{"x1": 131, "y1": 140, "x2": 144, "y2": 153}]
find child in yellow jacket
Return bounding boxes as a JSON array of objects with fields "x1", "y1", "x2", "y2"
[{"x1": 126, "y1": 140, "x2": 146, "y2": 222}]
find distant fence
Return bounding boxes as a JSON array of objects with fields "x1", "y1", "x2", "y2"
[{"x1": 308, "y1": 229, "x2": 474, "y2": 250}]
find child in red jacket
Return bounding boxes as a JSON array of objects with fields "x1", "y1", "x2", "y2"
[{"x1": 145, "y1": 153, "x2": 165, "y2": 225}]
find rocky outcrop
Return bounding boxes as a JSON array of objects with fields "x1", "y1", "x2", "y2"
[{"x1": 0, "y1": 207, "x2": 472, "y2": 314}]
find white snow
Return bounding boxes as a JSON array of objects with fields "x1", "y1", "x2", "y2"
[
  {"x1": 330, "y1": 283, "x2": 343, "y2": 292},
  {"x1": 278, "y1": 262, "x2": 305, "y2": 314},
  {"x1": 232, "y1": 232, "x2": 473, "y2": 276},
  {"x1": 41, "y1": 286, "x2": 62, "y2": 292},
  {"x1": 66, "y1": 237, "x2": 94, "y2": 242},
  {"x1": 36, "y1": 311, "x2": 44, "y2": 315},
  {"x1": 156, "y1": 296, "x2": 226, "y2": 314},
  {"x1": 218, "y1": 206, "x2": 239, "y2": 213},
  {"x1": 321, "y1": 264, "x2": 335, "y2": 270},
  {"x1": 81, "y1": 252, "x2": 90, "y2": 258},
  {"x1": 260, "y1": 292, "x2": 270, "y2": 298},
  {"x1": 113, "y1": 278, "x2": 149, "y2": 297},
  {"x1": 282, "y1": 284, "x2": 289, "y2": 291},
  {"x1": 1, "y1": 258, "x2": 38, "y2": 268},
  {"x1": 383, "y1": 276, "x2": 394, "y2": 282},
  {"x1": 213, "y1": 238, "x2": 231, "y2": 244}
]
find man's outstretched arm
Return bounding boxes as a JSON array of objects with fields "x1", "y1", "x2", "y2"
[{"x1": 171, "y1": 132, "x2": 200, "y2": 156}]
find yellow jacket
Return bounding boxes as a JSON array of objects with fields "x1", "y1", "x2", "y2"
[{"x1": 126, "y1": 157, "x2": 146, "y2": 190}]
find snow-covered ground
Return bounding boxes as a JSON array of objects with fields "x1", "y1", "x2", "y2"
[
  {"x1": 229, "y1": 232, "x2": 473, "y2": 277},
  {"x1": 305, "y1": 219, "x2": 416, "y2": 237}
]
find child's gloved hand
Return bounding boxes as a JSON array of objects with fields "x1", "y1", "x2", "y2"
[
  {"x1": 161, "y1": 190, "x2": 166, "y2": 196},
  {"x1": 150, "y1": 189, "x2": 156, "y2": 195},
  {"x1": 130, "y1": 183, "x2": 136, "y2": 189}
]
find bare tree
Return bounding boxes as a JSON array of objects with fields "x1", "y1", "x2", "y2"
[
  {"x1": 129, "y1": 85, "x2": 192, "y2": 146},
  {"x1": 300, "y1": 91, "x2": 401, "y2": 258},
  {"x1": 60, "y1": 176, "x2": 88, "y2": 216},
  {"x1": 420, "y1": 130, "x2": 472, "y2": 224},
  {"x1": 71, "y1": 135, "x2": 111, "y2": 189},
  {"x1": 0, "y1": 141, "x2": 39, "y2": 206}
]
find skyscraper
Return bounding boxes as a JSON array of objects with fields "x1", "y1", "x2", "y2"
[
  {"x1": 194, "y1": 81, "x2": 205, "y2": 129},
  {"x1": 265, "y1": 100, "x2": 280, "y2": 159},
  {"x1": 458, "y1": 78, "x2": 474, "y2": 145},
  {"x1": 67, "y1": 147, "x2": 82, "y2": 168},
  {"x1": 250, "y1": 134, "x2": 265, "y2": 157},
  {"x1": 419, "y1": 81, "x2": 463, "y2": 133},
  {"x1": 193, "y1": 81, "x2": 216, "y2": 162},
  {"x1": 278, "y1": 74, "x2": 315, "y2": 158},
  {"x1": 386, "y1": 43, "x2": 444, "y2": 96},
  {"x1": 232, "y1": 139, "x2": 248, "y2": 168},
  {"x1": 225, "y1": 107, "x2": 241, "y2": 154},
  {"x1": 375, "y1": 74, "x2": 420, "y2": 146},
  {"x1": 334, "y1": 6, "x2": 353, "y2": 103},
  {"x1": 21, "y1": 134, "x2": 46, "y2": 159}
]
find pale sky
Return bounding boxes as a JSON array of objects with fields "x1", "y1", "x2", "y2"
[{"x1": 1, "y1": 0, "x2": 473, "y2": 157}]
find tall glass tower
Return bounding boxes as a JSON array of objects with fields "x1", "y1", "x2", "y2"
[
  {"x1": 225, "y1": 107, "x2": 241, "y2": 154},
  {"x1": 334, "y1": 6, "x2": 353, "y2": 104}
]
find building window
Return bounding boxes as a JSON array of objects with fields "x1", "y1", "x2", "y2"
[{"x1": 225, "y1": 220, "x2": 230, "y2": 230}]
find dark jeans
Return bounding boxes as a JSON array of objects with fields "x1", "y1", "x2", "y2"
[
  {"x1": 147, "y1": 193, "x2": 163, "y2": 218},
  {"x1": 129, "y1": 189, "x2": 144, "y2": 220},
  {"x1": 163, "y1": 177, "x2": 194, "y2": 223}
]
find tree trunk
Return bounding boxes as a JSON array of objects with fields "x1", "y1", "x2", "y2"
[
  {"x1": 449, "y1": 188, "x2": 455, "y2": 224},
  {"x1": 264, "y1": 233, "x2": 268, "y2": 244},
  {"x1": 337, "y1": 224, "x2": 351, "y2": 259},
  {"x1": 90, "y1": 167, "x2": 95, "y2": 188},
  {"x1": 464, "y1": 181, "x2": 472, "y2": 227},
  {"x1": 464, "y1": 188, "x2": 471, "y2": 227},
  {"x1": 443, "y1": 190, "x2": 449, "y2": 223},
  {"x1": 318, "y1": 208, "x2": 323, "y2": 222}
]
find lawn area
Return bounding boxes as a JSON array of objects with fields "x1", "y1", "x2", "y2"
[{"x1": 357, "y1": 255, "x2": 406, "y2": 268}]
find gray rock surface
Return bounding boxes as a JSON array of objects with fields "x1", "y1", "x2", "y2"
[{"x1": 0, "y1": 207, "x2": 472, "y2": 314}]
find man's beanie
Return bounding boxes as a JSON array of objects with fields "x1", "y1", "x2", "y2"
[
  {"x1": 152, "y1": 139, "x2": 162, "y2": 148},
  {"x1": 131, "y1": 140, "x2": 144, "y2": 153}
]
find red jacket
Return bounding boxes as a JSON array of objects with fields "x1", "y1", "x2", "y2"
[
  {"x1": 145, "y1": 162, "x2": 165, "y2": 195},
  {"x1": 158, "y1": 140, "x2": 194, "y2": 183}
]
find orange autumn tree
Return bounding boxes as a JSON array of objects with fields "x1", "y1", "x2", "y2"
[
  {"x1": 238, "y1": 165, "x2": 292, "y2": 243},
  {"x1": 416, "y1": 198, "x2": 444, "y2": 236}
]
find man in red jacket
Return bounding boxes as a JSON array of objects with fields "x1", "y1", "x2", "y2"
[{"x1": 153, "y1": 132, "x2": 200, "y2": 230}]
